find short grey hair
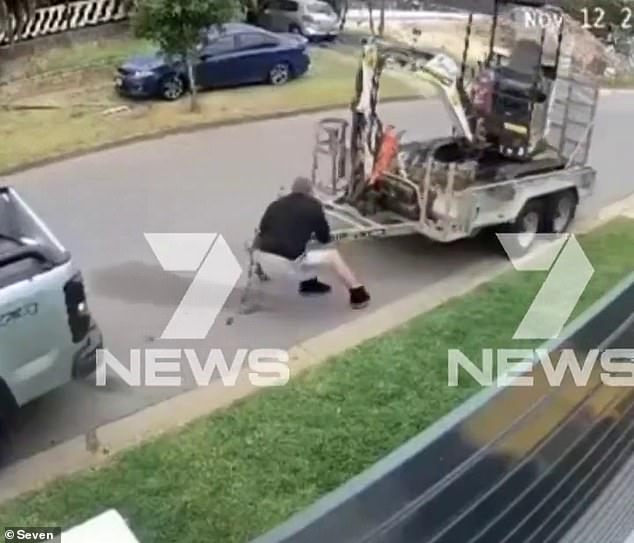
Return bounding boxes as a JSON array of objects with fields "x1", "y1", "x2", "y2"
[{"x1": 291, "y1": 176, "x2": 313, "y2": 195}]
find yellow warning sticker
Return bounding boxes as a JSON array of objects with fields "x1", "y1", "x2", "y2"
[{"x1": 503, "y1": 122, "x2": 528, "y2": 134}]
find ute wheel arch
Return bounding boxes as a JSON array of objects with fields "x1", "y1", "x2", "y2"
[
  {"x1": 0, "y1": 379, "x2": 17, "y2": 466},
  {"x1": 0, "y1": 379, "x2": 17, "y2": 419}
]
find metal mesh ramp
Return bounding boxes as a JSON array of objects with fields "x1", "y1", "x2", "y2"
[
  {"x1": 559, "y1": 451, "x2": 634, "y2": 543},
  {"x1": 559, "y1": 317, "x2": 634, "y2": 543},
  {"x1": 544, "y1": 47, "x2": 600, "y2": 167}
]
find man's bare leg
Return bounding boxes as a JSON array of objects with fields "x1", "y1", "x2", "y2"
[
  {"x1": 320, "y1": 249, "x2": 362, "y2": 289},
  {"x1": 301, "y1": 248, "x2": 370, "y2": 308}
]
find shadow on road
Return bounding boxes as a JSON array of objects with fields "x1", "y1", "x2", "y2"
[{"x1": 89, "y1": 260, "x2": 248, "y2": 308}]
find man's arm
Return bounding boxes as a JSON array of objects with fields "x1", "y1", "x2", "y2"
[
  {"x1": 313, "y1": 203, "x2": 332, "y2": 244},
  {"x1": 258, "y1": 203, "x2": 273, "y2": 235},
  {"x1": 255, "y1": 203, "x2": 274, "y2": 250}
]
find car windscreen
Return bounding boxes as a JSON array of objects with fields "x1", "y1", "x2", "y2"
[{"x1": 307, "y1": 1, "x2": 335, "y2": 15}]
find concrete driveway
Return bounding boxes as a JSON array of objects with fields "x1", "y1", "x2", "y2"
[{"x1": 3, "y1": 93, "x2": 634, "y2": 464}]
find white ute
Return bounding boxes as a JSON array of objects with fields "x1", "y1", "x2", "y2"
[{"x1": 0, "y1": 186, "x2": 103, "y2": 457}]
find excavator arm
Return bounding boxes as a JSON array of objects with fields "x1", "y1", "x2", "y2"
[
  {"x1": 348, "y1": 39, "x2": 479, "y2": 203},
  {"x1": 355, "y1": 40, "x2": 477, "y2": 142}
]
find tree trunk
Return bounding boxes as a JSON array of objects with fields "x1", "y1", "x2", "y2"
[
  {"x1": 366, "y1": 0, "x2": 375, "y2": 35},
  {"x1": 378, "y1": 0, "x2": 385, "y2": 36},
  {"x1": 338, "y1": 0, "x2": 348, "y2": 31},
  {"x1": 185, "y1": 55, "x2": 199, "y2": 113}
]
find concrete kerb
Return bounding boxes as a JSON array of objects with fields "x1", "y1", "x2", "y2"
[
  {"x1": 0, "y1": 190, "x2": 632, "y2": 506},
  {"x1": 0, "y1": 195, "x2": 634, "y2": 503},
  {"x1": 0, "y1": 196, "x2": 632, "y2": 504},
  {"x1": 0, "y1": 96, "x2": 424, "y2": 178},
  {"x1": 575, "y1": 192, "x2": 634, "y2": 233},
  {"x1": 0, "y1": 257, "x2": 507, "y2": 505}
]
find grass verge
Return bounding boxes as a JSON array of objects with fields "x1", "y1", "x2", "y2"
[
  {"x1": 0, "y1": 218, "x2": 632, "y2": 541},
  {"x1": 0, "y1": 37, "x2": 422, "y2": 174}
]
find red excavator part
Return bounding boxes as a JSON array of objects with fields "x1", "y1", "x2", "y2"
[{"x1": 369, "y1": 126, "x2": 399, "y2": 187}]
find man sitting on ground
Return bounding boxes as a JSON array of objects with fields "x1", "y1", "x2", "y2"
[{"x1": 255, "y1": 176, "x2": 371, "y2": 309}]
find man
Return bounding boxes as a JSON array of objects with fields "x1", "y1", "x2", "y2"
[{"x1": 256, "y1": 176, "x2": 371, "y2": 309}]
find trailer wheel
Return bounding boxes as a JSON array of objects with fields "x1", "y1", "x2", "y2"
[
  {"x1": 543, "y1": 190, "x2": 577, "y2": 234},
  {"x1": 497, "y1": 200, "x2": 543, "y2": 256}
]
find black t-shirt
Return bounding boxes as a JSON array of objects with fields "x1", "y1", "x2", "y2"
[{"x1": 257, "y1": 193, "x2": 332, "y2": 260}]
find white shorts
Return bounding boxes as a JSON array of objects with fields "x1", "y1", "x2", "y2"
[
  {"x1": 255, "y1": 248, "x2": 332, "y2": 279},
  {"x1": 297, "y1": 249, "x2": 332, "y2": 269}
]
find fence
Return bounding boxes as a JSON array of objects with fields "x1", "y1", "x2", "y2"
[
  {"x1": 0, "y1": 0, "x2": 485, "y2": 47},
  {"x1": 251, "y1": 274, "x2": 634, "y2": 543},
  {"x1": 0, "y1": 0, "x2": 129, "y2": 46}
]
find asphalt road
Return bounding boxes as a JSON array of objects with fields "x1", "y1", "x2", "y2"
[{"x1": 3, "y1": 93, "x2": 634, "y2": 465}]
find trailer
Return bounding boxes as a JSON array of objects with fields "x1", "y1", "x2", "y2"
[
  {"x1": 240, "y1": 0, "x2": 601, "y2": 310},
  {"x1": 308, "y1": 0, "x2": 600, "y2": 255}
]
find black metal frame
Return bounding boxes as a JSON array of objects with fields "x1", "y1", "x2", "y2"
[{"x1": 250, "y1": 274, "x2": 634, "y2": 543}]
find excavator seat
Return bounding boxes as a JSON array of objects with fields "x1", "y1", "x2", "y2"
[{"x1": 485, "y1": 39, "x2": 549, "y2": 159}]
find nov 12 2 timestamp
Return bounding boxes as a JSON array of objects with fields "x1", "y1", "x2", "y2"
[{"x1": 580, "y1": 6, "x2": 633, "y2": 30}]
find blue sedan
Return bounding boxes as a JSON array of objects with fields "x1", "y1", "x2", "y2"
[{"x1": 115, "y1": 23, "x2": 311, "y2": 100}]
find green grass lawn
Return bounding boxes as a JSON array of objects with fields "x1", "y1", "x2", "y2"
[
  {"x1": 0, "y1": 219, "x2": 632, "y2": 542},
  {"x1": 0, "y1": 37, "x2": 423, "y2": 174},
  {"x1": 3, "y1": 37, "x2": 155, "y2": 81}
]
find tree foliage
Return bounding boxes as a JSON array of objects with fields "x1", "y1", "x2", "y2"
[{"x1": 133, "y1": 0, "x2": 239, "y2": 111}]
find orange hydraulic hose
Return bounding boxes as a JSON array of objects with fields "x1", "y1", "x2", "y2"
[{"x1": 369, "y1": 125, "x2": 399, "y2": 187}]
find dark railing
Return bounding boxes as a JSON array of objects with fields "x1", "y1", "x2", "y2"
[
  {"x1": 252, "y1": 274, "x2": 634, "y2": 543},
  {"x1": 0, "y1": 0, "x2": 129, "y2": 46}
]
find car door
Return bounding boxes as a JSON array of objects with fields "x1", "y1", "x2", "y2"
[
  {"x1": 196, "y1": 34, "x2": 239, "y2": 89},
  {"x1": 233, "y1": 32, "x2": 282, "y2": 84}
]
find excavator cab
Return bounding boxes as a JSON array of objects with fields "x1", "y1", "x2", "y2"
[
  {"x1": 469, "y1": 1, "x2": 564, "y2": 160},
  {"x1": 310, "y1": 0, "x2": 577, "y2": 212},
  {"x1": 474, "y1": 39, "x2": 549, "y2": 158}
]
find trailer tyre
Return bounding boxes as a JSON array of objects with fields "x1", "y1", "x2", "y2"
[
  {"x1": 543, "y1": 190, "x2": 577, "y2": 234},
  {"x1": 497, "y1": 200, "x2": 543, "y2": 256}
]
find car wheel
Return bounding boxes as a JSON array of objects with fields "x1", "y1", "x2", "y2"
[
  {"x1": 543, "y1": 189, "x2": 577, "y2": 234},
  {"x1": 496, "y1": 200, "x2": 543, "y2": 257},
  {"x1": 160, "y1": 75, "x2": 185, "y2": 101},
  {"x1": 269, "y1": 63, "x2": 291, "y2": 86}
]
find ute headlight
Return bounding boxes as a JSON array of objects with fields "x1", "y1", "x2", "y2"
[{"x1": 133, "y1": 70, "x2": 154, "y2": 78}]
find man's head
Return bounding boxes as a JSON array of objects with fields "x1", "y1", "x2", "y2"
[{"x1": 291, "y1": 176, "x2": 313, "y2": 196}]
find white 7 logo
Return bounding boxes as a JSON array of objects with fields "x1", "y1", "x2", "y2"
[
  {"x1": 145, "y1": 233, "x2": 242, "y2": 340},
  {"x1": 497, "y1": 234, "x2": 594, "y2": 340}
]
